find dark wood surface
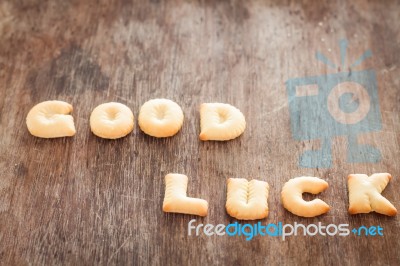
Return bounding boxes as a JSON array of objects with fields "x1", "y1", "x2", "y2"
[{"x1": 0, "y1": 0, "x2": 399, "y2": 265}]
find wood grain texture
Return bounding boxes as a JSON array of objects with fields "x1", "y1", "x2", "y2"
[{"x1": 0, "y1": 0, "x2": 399, "y2": 265}]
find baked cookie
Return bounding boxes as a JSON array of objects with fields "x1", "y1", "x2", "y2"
[
  {"x1": 90, "y1": 102, "x2": 134, "y2": 139},
  {"x1": 199, "y1": 103, "x2": 246, "y2": 141},
  {"x1": 26, "y1": 100, "x2": 76, "y2": 138},
  {"x1": 138, "y1": 99, "x2": 184, "y2": 138},
  {"x1": 281, "y1": 176, "x2": 330, "y2": 217},
  {"x1": 163, "y1": 173, "x2": 208, "y2": 216},
  {"x1": 226, "y1": 178, "x2": 269, "y2": 220},
  {"x1": 348, "y1": 173, "x2": 397, "y2": 216}
]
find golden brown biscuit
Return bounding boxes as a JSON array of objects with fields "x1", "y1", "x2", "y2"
[
  {"x1": 90, "y1": 102, "x2": 134, "y2": 139},
  {"x1": 163, "y1": 173, "x2": 208, "y2": 216},
  {"x1": 26, "y1": 100, "x2": 76, "y2": 138},
  {"x1": 348, "y1": 173, "x2": 397, "y2": 216},
  {"x1": 138, "y1": 99, "x2": 184, "y2": 138},
  {"x1": 226, "y1": 178, "x2": 269, "y2": 220},
  {"x1": 281, "y1": 176, "x2": 330, "y2": 217},
  {"x1": 199, "y1": 103, "x2": 246, "y2": 141}
]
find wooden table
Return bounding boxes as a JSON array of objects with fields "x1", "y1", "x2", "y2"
[{"x1": 1, "y1": 0, "x2": 399, "y2": 265}]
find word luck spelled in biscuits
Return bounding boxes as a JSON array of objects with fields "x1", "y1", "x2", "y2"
[{"x1": 162, "y1": 173, "x2": 397, "y2": 219}]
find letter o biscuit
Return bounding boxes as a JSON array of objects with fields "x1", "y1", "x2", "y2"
[
  {"x1": 90, "y1": 102, "x2": 134, "y2": 139},
  {"x1": 26, "y1": 100, "x2": 76, "y2": 138},
  {"x1": 138, "y1": 98, "x2": 184, "y2": 138}
]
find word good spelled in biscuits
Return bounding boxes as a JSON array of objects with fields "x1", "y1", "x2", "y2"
[
  {"x1": 163, "y1": 173, "x2": 208, "y2": 216},
  {"x1": 138, "y1": 99, "x2": 184, "y2": 138},
  {"x1": 281, "y1": 176, "x2": 330, "y2": 217},
  {"x1": 226, "y1": 178, "x2": 269, "y2": 220},
  {"x1": 90, "y1": 102, "x2": 134, "y2": 139},
  {"x1": 199, "y1": 103, "x2": 246, "y2": 141},
  {"x1": 26, "y1": 100, "x2": 76, "y2": 138},
  {"x1": 348, "y1": 173, "x2": 397, "y2": 216}
]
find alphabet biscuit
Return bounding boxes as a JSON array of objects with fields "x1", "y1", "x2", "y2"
[
  {"x1": 199, "y1": 103, "x2": 246, "y2": 141},
  {"x1": 163, "y1": 173, "x2": 208, "y2": 216},
  {"x1": 26, "y1": 100, "x2": 76, "y2": 138},
  {"x1": 138, "y1": 99, "x2": 184, "y2": 138},
  {"x1": 348, "y1": 173, "x2": 397, "y2": 216},
  {"x1": 90, "y1": 102, "x2": 134, "y2": 139},
  {"x1": 281, "y1": 176, "x2": 330, "y2": 217},
  {"x1": 226, "y1": 178, "x2": 269, "y2": 220}
]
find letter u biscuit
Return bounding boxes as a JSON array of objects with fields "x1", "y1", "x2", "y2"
[{"x1": 226, "y1": 178, "x2": 269, "y2": 220}]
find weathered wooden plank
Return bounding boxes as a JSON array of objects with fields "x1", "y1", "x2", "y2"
[{"x1": 0, "y1": 0, "x2": 399, "y2": 265}]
